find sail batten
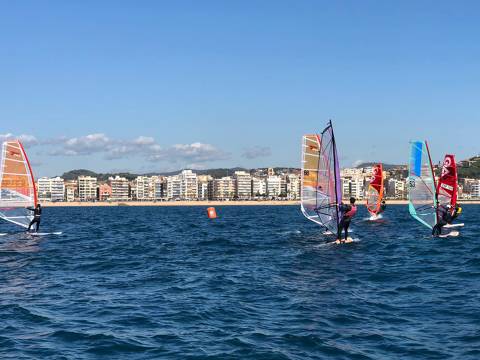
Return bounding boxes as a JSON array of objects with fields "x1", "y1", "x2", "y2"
[
  {"x1": 0, "y1": 140, "x2": 37, "y2": 228},
  {"x1": 301, "y1": 122, "x2": 342, "y2": 235},
  {"x1": 408, "y1": 141, "x2": 437, "y2": 229}
]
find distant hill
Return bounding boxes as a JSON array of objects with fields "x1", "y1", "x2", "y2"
[{"x1": 458, "y1": 156, "x2": 480, "y2": 179}]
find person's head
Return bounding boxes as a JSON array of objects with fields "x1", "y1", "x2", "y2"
[
  {"x1": 381, "y1": 200, "x2": 386, "y2": 204},
  {"x1": 349, "y1": 197, "x2": 356, "y2": 204},
  {"x1": 36, "y1": 203, "x2": 41, "y2": 209}
]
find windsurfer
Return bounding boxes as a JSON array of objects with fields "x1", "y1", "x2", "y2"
[
  {"x1": 432, "y1": 204, "x2": 453, "y2": 236},
  {"x1": 27, "y1": 204, "x2": 42, "y2": 232},
  {"x1": 336, "y1": 197, "x2": 357, "y2": 243},
  {"x1": 449, "y1": 204, "x2": 462, "y2": 224},
  {"x1": 378, "y1": 200, "x2": 386, "y2": 214}
]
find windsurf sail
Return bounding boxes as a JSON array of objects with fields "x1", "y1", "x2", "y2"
[
  {"x1": 301, "y1": 121, "x2": 342, "y2": 235},
  {"x1": 437, "y1": 154, "x2": 457, "y2": 213},
  {"x1": 407, "y1": 141, "x2": 437, "y2": 229},
  {"x1": 366, "y1": 164, "x2": 384, "y2": 215},
  {"x1": 0, "y1": 140, "x2": 37, "y2": 228}
]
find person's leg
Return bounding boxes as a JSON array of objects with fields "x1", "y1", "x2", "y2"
[
  {"x1": 27, "y1": 219, "x2": 34, "y2": 231},
  {"x1": 344, "y1": 221, "x2": 350, "y2": 240},
  {"x1": 35, "y1": 219, "x2": 40, "y2": 232},
  {"x1": 337, "y1": 222, "x2": 343, "y2": 240}
]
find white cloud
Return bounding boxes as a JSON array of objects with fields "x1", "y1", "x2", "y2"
[
  {"x1": 47, "y1": 134, "x2": 228, "y2": 165},
  {"x1": 0, "y1": 133, "x2": 38, "y2": 146},
  {"x1": 242, "y1": 146, "x2": 271, "y2": 159}
]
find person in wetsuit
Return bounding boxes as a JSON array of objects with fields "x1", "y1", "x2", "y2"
[
  {"x1": 378, "y1": 200, "x2": 387, "y2": 214},
  {"x1": 27, "y1": 204, "x2": 42, "y2": 232},
  {"x1": 337, "y1": 197, "x2": 357, "y2": 243},
  {"x1": 449, "y1": 204, "x2": 462, "y2": 224},
  {"x1": 432, "y1": 204, "x2": 453, "y2": 236}
]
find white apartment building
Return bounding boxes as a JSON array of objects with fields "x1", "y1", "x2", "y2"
[
  {"x1": 341, "y1": 168, "x2": 365, "y2": 179},
  {"x1": 342, "y1": 178, "x2": 364, "y2": 199},
  {"x1": 252, "y1": 177, "x2": 267, "y2": 197},
  {"x1": 136, "y1": 176, "x2": 156, "y2": 200},
  {"x1": 180, "y1": 170, "x2": 198, "y2": 200},
  {"x1": 286, "y1": 174, "x2": 301, "y2": 200},
  {"x1": 234, "y1": 171, "x2": 252, "y2": 199},
  {"x1": 213, "y1": 176, "x2": 235, "y2": 200},
  {"x1": 37, "y1": 177, "x2": 65, "y2": 202},
  {"x1": 109, "y1": 176, "x2": 130, "y2": 201},
  {"x1": 166, "y1": 175, "x2": 182, "y2": 200},
  {"x1": 470, "y1": 180, "x2": 480, "y2": 198},
  {"x1": 394, "y1": 179, "x2": 406, "y2": 199},
  {"x1": 78, "y1": 176, "x2": 97, "y2": 201},
  {"x1": 267, "y1": 175, "x2": 282, "y2": 198}
]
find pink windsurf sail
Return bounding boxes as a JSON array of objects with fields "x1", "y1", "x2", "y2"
[{"x1": 436, "y1": 154, "x2": 457, "y2": 213}]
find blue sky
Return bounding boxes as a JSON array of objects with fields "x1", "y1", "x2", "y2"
[{"x1": 1, "y1": 1, "x2": 479, "y2": 176}]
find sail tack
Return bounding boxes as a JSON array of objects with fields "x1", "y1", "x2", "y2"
[
  {"x1": 407, "y1": 141, "x2": 437, "y2": 229},
  {"x1": 0, "y1": 140, "x2": 37, "y2": 228},
  {"x1": 301, "y1": 122, "x2": 342, "y2": 235},
  {"x1": 437, "y1": 154, "x2": 457, "y2": 211},
  {"x1": 366, "y1": 164, "x2": 384, "y2": 216}
]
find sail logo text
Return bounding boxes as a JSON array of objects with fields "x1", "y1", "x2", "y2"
[{"x1": 441, "y1": 183, "x2": 454, "y2": 191}]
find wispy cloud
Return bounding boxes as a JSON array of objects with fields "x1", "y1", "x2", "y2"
[
  {"x1": 46, "y1": 133, "x2": 229, "y2": 165},
  {"x1": 0, "y1": 133, "x2": 38, "y2": 147},
  {"x1": 242, "y1": 146, "x2": 271, "y2": 159}
]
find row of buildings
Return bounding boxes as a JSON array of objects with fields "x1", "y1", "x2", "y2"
[
  {"x1": 36, "y1": 166, "x2": 480, "y2": 202},
  {"x1": 37, "y1": 169, "x2": 302, "y2": 202}
]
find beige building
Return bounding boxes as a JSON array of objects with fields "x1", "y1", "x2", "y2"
[
  {"x1": 78, "y1": 176, "x2": 98, "y2": 201},
  {"x1": 234, "y1": 171, "x2": 252, "y2": 199},
  {"x1": 109, "y1": 176, "x2": 130, "y2": 201},
  {"x1": 213, "y1": 176, "x2": 235, "y2": 200}
]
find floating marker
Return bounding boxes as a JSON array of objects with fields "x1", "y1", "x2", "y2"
[{"x1": 207, "y1": 207, "x2": 217, "y2": 219}]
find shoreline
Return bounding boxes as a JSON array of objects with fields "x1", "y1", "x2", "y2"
[{"x1": 40, "y1": 199, "x2": 480, "y2": 207}]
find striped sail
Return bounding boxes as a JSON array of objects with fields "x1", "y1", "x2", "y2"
[
  {"x1": 301, "y1": 121, "x2": 342, "y2": 235},
  {"x1": 0, "y1": 140, "x2": 37, "y2": 228}
]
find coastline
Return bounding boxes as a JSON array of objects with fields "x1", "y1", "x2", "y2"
[{"x1": 40, "y1": 199, "x2": 480, "y2": 207}]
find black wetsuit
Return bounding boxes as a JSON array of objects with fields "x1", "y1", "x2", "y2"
[
  {"x1": 378, "y1": 203, "x2": 386, "y2": 214},
  {"x1": 449, "y1": 206, "x2": 461, "y2": 224},
  {"x1": 338, "y1": 204, "x2": 356, "y2": 240},
  {"x1": 27, "y1": 206, "x2": 41, "y2": 232},
  {"x1": 432, "y1": 206, "x2": 452, "y2": 236}
]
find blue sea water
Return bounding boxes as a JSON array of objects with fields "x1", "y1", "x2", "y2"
[{"x1": 0, "y1": 204, "x2": 479, "y2": 359}]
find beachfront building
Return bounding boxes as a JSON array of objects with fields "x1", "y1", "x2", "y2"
[
  {"x1": 65, "y1": 180, "x2": 77, "y2": 202},
  {"x1": 286, "y1": 174, "x2": 301, "y2": 200},
  {"x1": 109, "y1": 176, "x2": 130, "y2": 201},
  {"x1": 154, "y1": 177, "x2": 166, "y2": 200},
  {"x1": 213, "y1": 176, "x2": 235, "y2": 200},
  {"x1": 37, "y1": 177, "x2": 65, "y2": 202},
  {"x1": 99, "y1": 183, "x2": 112, "y2": 201},
  {"x1": 234, "y1": 171, "x2": 252, "y2": 199},
  {"x1": 266, "y1": 175, "x2": 282, "y2": 198},
  {"x1": 341, "y1": 168, "x2": 365, "y2": 179},
  {"x1": 180, "y1": 170, "x2": 198, "y2": 200},
  {"x1": 198, "y1": 175, "x2": 212, "y2": 200},
  {"x1": 342, "y1": 178, "x2": 364, "y2": 199},
  {"x1": 394, "y1": 179, "x2": 406, "y2": 199},
  {"x1": 252, "y1": 177, "x2": 267, "y2": 198},
  {"x1": 166, "y1": 175, "x2": 182, "y2": 200},
  {"x1": 470, "y1": 180, "x2": 480, "y2": 198},
  {"x1": 78, "y1": 176, "x2": 98, "y2": 201},
  {"x1": 136, "y1": 176, "x2": 156, "y2": 200}
]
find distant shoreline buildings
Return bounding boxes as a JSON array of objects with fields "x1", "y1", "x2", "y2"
[{"x1": 36, "y1": 164, "x2": 480, "y2": 203}]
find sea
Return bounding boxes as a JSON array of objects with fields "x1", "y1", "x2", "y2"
[{"x1": 0, "y1": 204, "x2": 479, "y2": 359}]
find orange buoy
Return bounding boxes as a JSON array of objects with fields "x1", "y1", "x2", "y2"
[{"x1": 207, "y1": 207, "x2": 217, "y2": 219}]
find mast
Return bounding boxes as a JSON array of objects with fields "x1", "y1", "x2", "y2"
[{"x1": 329, "y1": 120, "x2": 341, "y2": 236}]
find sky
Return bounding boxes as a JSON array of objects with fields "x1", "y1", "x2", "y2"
[{"x1": 1, "y1": 0, "x2": 479, "y2": 177}]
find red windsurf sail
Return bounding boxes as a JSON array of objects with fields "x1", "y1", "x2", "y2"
[
  {"x1": 436, "y1": 154, "x2": 457, "y2": 212},
  {"x1": 366, "y1": 164, "x2": 384, "y2": 216}
]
